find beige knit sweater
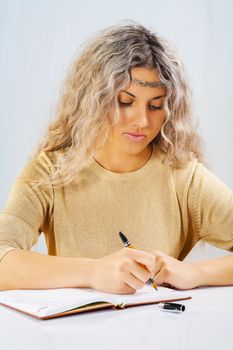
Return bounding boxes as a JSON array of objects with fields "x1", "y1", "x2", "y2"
[{"x1": 0, "y1": 144, "x2": 232, "y2": 262}]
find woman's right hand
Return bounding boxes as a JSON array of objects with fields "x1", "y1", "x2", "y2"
[{"x1": 89, "y1": 248, "x2": 156, "y2": 294}]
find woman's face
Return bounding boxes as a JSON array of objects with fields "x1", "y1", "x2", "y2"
[{"x1": 108, "y1": 66, "x2": 167, "y2": 155}]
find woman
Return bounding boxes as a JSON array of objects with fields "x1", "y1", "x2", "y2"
[{"x1": 0, "y1": 21, "x2": 232, "y2": 294}]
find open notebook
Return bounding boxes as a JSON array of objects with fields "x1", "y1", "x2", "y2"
[{"x1": 0, "y1": 284, "x2": 191, "y2": 320}]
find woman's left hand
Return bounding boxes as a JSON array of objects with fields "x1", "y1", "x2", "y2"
[{"x1": 150, "y1": 249, "x2": 202, "y2": 290}]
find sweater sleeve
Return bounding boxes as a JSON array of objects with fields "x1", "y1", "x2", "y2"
[
  {"x1": 188, "y1": 162, "x2": 233, "y2": 251},
  {"x1": 0, "y1": 152, "x2": 54, "y2": 261}
]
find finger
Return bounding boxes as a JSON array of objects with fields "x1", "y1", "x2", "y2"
[
  {"x1": 119, "y1": 283, "x2": 136, "y2": 294},
  {"x1": 130, "y1": 262, "x2": 152, "y2": 284},
  {"x1": 153, "y1": 271, "x2": 165, "y2": 286},
  {"x1": 150, "y1": 248, "x2": 161, "y2": 256},
  {"x1": 153, "y1": 268, "x2": 169, "y2": 286},
  {"x1": 131, "y1": 249, "x2": 156, "y2": 275},
  {"x1": 152, "y1": 254, "x2": 167, "y2": 277},
  {"x1": 124, "y1": 272, "x2": 145, "y2": 291}
]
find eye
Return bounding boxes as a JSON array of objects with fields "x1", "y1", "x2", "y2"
[
  {"x1": 118, "y1": 101, "x2": 132, "y2": 107},
  {"x1": 118, "y1": 101, "x2": 163, "y2": 110},
  {"x1": 150, "y1": 105, "x2": 163, "y2": 110}
]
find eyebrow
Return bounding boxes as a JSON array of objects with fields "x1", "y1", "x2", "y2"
[{"x1": 120, "y1": 90, "x2": 166, "y2": 100}]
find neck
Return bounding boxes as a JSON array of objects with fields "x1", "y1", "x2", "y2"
[{"x1": 92, "y1": 143, "x2": 153, "y2": 174}]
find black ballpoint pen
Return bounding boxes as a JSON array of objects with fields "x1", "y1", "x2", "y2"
[{"x1": 119, "y1": 231, "x2": 158, "y2": 291}]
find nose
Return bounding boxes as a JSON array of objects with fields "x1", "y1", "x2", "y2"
[{"x1": 130, "y1": 105, "x2": 149, "y2": 129}]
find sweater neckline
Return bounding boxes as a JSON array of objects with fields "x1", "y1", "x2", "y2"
[{"x1": 90, "y1": 144, "x2": 157, "y2": 181}]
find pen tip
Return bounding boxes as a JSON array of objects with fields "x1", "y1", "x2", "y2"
[{"x1": 151, "y1": 281, "x2": 158, "y2": 291}]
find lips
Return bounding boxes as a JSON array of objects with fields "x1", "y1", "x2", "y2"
[
  {"x1": 123, "y1": 133, "x2": 146, "y2": 142},
  {"x1": 124, "y1": 132, "x2": 146, "y2": 137}
]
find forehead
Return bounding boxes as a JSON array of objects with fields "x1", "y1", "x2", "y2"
[
  {"x1": 130, "y1": 66, "x2": 161, "y2": 82},
  {"x1": 120, "y1": 67, "x2": 166, "y2": 95}
]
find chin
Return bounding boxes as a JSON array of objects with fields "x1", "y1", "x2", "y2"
[{"x1": 120, "y1": 142, "x2": 151, "y2": 155}]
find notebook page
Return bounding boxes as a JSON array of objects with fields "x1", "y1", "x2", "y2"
[
  {"x1": 0, "y1": 288, "x2": 108, "y2": 317},
  {"x1": 111, "y1": 284, "x2": 189, "y2": 305},
  {"x1": 0, "y1": 285, "x2": 189, "y2": 317}
]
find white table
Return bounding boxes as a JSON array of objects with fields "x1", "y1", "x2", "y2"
[{"x1": 0, "y1": 286, "x2": 233, "y2": 350}]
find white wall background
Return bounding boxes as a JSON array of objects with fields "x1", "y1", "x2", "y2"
[{"x1": 0, "y1": 0, "x2": 232, "y2": 260}]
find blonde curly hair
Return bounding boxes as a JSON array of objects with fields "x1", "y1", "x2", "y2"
[{"x1": 31, "y1": 20, "x2": 204, "y2": 188}]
